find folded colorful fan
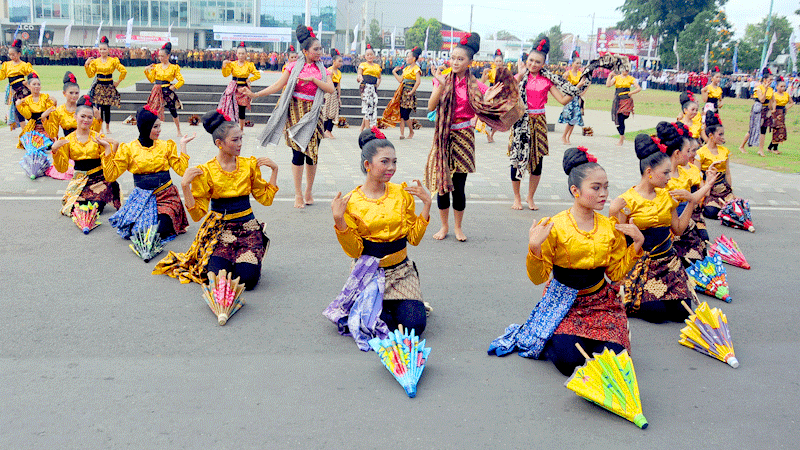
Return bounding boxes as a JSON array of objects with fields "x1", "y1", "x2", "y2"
[
  {"x1": 679, "y1": 301, "x2": 738, "y2": 368},
  {"x1": 368, "y1": 326, "x2": 431, "y2": 398},
  {"x1": 19, "y1": 151, "x2": 51, "y2": 179},
  {"x1": 565, "y1": 346, "x2": 648, "y2": 429},
  {"x1": 20, "y1": 130, "x2": 53, "y2": 154},
  {"x1": 71, "y1": 202, "x2": 100, "y2": 234},
  {"x1": 201, "y1": 270, "x2": 246, "y2": 326},
  {"x1": 718, "y1": 198, "x2": 754, "y2": 232},
  {"x1": 709, "y1": 234, "x2": 750, "y2": 270},
  {"x1": 686, "y1": 254, "x2": 731, "y2": 302},
  {"x1": 129, "y1": 224, "x2": 164, "y2": 262}
]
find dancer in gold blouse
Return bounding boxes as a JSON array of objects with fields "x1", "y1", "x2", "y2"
[
  {"x1": 0, "y1": 39, "x2": 34, "y2": 130},
  {"x1": 85, "y1": 36, "x2": 127, "y2": 134},
  {"x1": 15, "y1": 73, "x2": 56, "y2": 149},
  {"x1": 102, "y1": 106, "x2": 194, "y2": 241},
  {"x1": 219, "y1": 42, "x2": 261, "y2": 130},
  {"x1": 488, "y1": 146, "x2": 643, "y2": 376},
  {"x1": 153, "y1": 111, "x2": 279, "y2": 290},
  {"x1": 145, "y1": 42, "x2": 185, "y2": 135},
  {"x1": 325, "y1": 128, "x2": 432, "y2": 350}
]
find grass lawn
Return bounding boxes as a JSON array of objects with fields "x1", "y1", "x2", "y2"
[
  {"x1": 34, "y1": 64, "x2": 147, "y2": 92},
  {"x1": 549, "y1": 84, "x2": 800, "y2": 173}
]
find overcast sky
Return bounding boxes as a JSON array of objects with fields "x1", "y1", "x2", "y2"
[{"x1": 442, "y1": 0, "x2": 799, "y2": 41}]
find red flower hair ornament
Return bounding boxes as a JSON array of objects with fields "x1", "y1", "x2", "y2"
[
  {"x1": 672, "y1": 122, "x2": 684, "y2": 136},
  {"x1": 578, "y1": 146, "x2": 598, "y2": 163},
  {"x1": 460, "y1": 33, "x2": 471, "y2": 45},
  {"x1": 370, "y1": 126, "x2": 385, "y2": 139},
  {"x1": 307, "y1": 26, "x2": 315, "y2": 38},
  {"x1": 536, "y1": 39, "x2": 547, "y2": 52},
  {"x1": 651, "y1": 136, "x2": 667, "y2": 153}
]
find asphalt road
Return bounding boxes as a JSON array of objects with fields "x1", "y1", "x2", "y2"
[{"x1": 1, "y1": 193, "x2": 797, "y2": 448}]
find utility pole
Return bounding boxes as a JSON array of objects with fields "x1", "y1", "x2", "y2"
[
  {"x1": 305, "y1": 0, "x2": 311, "y2": 26},
  {"x1": 469, "y1": 4, "x2": 474, "y2": 33},
  {"x1": 759, "y1": 0, "x2": 774, "y2": 69},
  {"x1": 590, "y1": 12, "x2": 595, "y2": 60}
]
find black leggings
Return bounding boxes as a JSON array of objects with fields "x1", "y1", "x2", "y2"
[
  {"x1": 703, "y1": 205, "x2": 721, "y2": 219},
  {"x1": 168, "y1": 107, "x2": 178, "y2": 119},
  {"x1": 99, "y1": 105, "x2": 112, "y2": 124},
  {"x1": 510, "y1": 160, "x2": 543, "y2": 180},
  {"x1": 156, "y1": 213, "x2": 175, "y2": 239},
  {"x1": 291, "y1": 149, "x2": 314, "y2": 166},
  {"x1": 380, "y1": 299, "x2": 427, "y2": 335},
  {"x1": 324, "y1": 118, "x2": 335, "y2": 132},
  {"x1": 238, "y1": 105, "x2": 246, "y2": 120},
  {"x1": 616, "y1": 113, "x2": 627, "y2": 136},
  {"x1": 206, "y1": 255, "x2": 261, "y2": 291},
  {"x1": 400, "y1": 107, "x2": 411, "y2": 121},
  {"x1": 760, "y1": 125, "x2": 768, "y2": 135},
  {"x1": 543, "y1": 334, "x2": 625, "y2": 376},
  {"x1": 628, "y1": 300, "x2": 691, "y2": 324},
  {"x1": 437, "y1": 172, "x2": 467, "y2": 211}
]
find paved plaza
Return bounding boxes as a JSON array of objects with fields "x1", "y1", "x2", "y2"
[{"x1": 1, "y1": 70, "x2": 799, "y2": 448}]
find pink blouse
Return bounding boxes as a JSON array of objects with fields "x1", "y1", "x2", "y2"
[
  {"x1": 285, "y1": 61, "x2": 323, "y2": 98},
  {"x1": 526, "y1": 73, "x2": 553, "y2": 111},
  {"x1": 452, "y1": 75, "x2": 487, "y2": 121}
]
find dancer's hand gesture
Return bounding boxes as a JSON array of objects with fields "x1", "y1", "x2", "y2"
[{"x1": 528, "y1": 217, "x2": 553, "y2": 256}]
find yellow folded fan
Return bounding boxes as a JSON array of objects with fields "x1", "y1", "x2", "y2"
[
  {"x1": 679, "y1": 301, "x2": 739, "y2": 368},
  {"x1": 565, "y1": 345, "x2": 648, "y2": 429}
]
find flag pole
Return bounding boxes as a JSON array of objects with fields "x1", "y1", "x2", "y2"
[{"x1": 759, "y1": 0, "x2": 774, "y2": 70}]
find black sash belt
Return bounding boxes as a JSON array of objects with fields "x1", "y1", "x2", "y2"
[
  {"x1": 641, "y1": 226, "x2": 672, "y2": 256},
  {"x1": 361, "y1": 238, "x2": 407, "y2": 259},
  {"x1": 553, "y1": 265, "x2": 606, "y2": 291},
  {"x1": 362, "y1": 74, "x2": 378, "y2": 85},
  {"x1": 74, "y1": 158, "x2": 102, "y2": 171},
  {"x1": 210, "y1": 195, "x2": 253, "y2": 222},
  {"x1": 133, "y1": 170, "x2": 171, "y2": 191}
]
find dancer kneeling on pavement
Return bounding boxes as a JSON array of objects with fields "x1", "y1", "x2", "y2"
[
  {"x1": 695, "y1": 112, "x2": 733, "y2": 219},
  {"x1": 488, "y1": 146, "x2": 644, "y2": 376},
  {"x1": 324, "y1": 128, "x2": 432, "y2": 350},
  {"x1": 52, "y1": 95, "x2": 121, "y2": 216},
  {"x1": 102, "y1": 106, "x2": 193, "y2": 241},
  {"x1": 153, "y1": 111, "x2": 278, "y2": 290},
  {"x1": 610, "y1": 134, "x2": 697, "y2": 324}
]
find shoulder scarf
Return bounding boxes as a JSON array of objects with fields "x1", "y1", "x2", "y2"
[
  {"x1": 257, "y1": 55, "x2": 326, "y2": 153},
  {"x1": 425, "y1": 68, "x2": 524, "y2": 194}
]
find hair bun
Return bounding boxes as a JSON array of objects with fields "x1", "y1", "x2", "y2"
[
  {"x1": 296, "y1": 24, "x2": 314, "y2": 44},
  {"x1": 655, "y1": 121, "x2": 684, "y2": 152},
  {"x1": 202, "y1": 110, "x2": 227, "y2": 135},
  {"x1": 238, "y1": 41, "x2": 246, "y2": 48},
  {"x1": 705, "y1": 110, "x2": 722, "y2": 127},
  {"x1": 161, "y1": 42, "x2": 172, "y2": 53},
  {"x1": 634, "y1": 134, "x2": 661, "y2": 160},
  {"x1": 77, "y1": 95, "x2": 92, "y2": 108},
  {"x1": 494, "y1": 49, "x2": 502, "y2": 57},
  {"x1": 63, "y1": 71, "x2": 77, "y2": 84},
  {"x1": 532, "y1": 35, "x2": 550, "y2": 55},
  {"x1": 563, "y1": 146, "x2": 597, "y2": 175},
  {"x1": 100, "y1": 36, "x2": 109, "y2": 44},
  {"x1": 366, "y1": 43, "x2": 372, "y2": 50},
  {"x1": 411, "y1": 46, "x2": 422, "y2": 58},
  {"x1": 27, "y1": 72, "x2": 39, "y2": 81},
  {"x1": 679, "y1": 91, "x2": 694, "y2": 106},
  {"x1": 358, "y1": 127, "x2": 386, "y2": 149},
  {"x1": 458, "y1": 32, "x2": 480, "y2": 55},
  {"x1": 12, "y1": 39, "x2": 22, "y2": 48}
]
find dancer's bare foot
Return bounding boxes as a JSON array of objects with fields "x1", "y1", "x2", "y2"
[
  {"x1": 527, "y1": 198, "x2": 539, "y2": 210},
  {"x1": 304, "y1": 193, "x2": 314, "y2": 205},
  {"x1": 399, "y1": 135, "x2": 405, "y2": 140},
  {"x1": 433, "y1": 226, "x2": 448, "y2": 240},
  {"x1": 454, "y1": 227, "x2": 467, "y2": 242},
  {"x1": 757, "y1": 151, "x2": 765, "y2": 157},
  {"x1": 487, "y1": 136, "x2": 494, "y2": 143},
  {"x1": 738, "y1": 145, "x2": 746, "y2": 154},
  {"x1": 324, "y1": 131, "x2": 334, "y2": 139},
  {"x1": 617, "y1": 136, "x2": 625, "y2": 146},
  {"x1": 561, "y1": 137, "x2": 568, "y2": 144},
  {"x1": 294, "y1": 195, "x2": 305, "y2": 209},
  {"x1": 407, "y1": 131, "x2": 414, "y2": 140},
  {"x1": 511, "y1": 199, "x2": 523, "y2": 210}
]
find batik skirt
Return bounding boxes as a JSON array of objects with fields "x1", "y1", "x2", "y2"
[
  {"x1": 771, "y1": 108, "x2": 787, "y2": 144},
  {"x1": 152, "y1": 213, "x2": 269, "y2": 285},
  {"x1": 400, "y1": 84, "x2": 417, "y2": 111},
  {"x1": 621, "y1": 248, "x2": 693, "y2": 316},
  {"x1": 360, "y1": 83, "x2": 379, "y2": 126},
  {"x1": 91, "y1": 82, "x2": 121, "y2": 107},
  {"x1": 449, "y1": 123, "x2": 477, "y2": 173},
  {"x1": 704, "y1": 178, "x2": 735, "y2": 211},
  {"x1": 558, "y1": 96, "x2": 584, "y2": 126},
  {"x1": 286, "y1": 97, "x2": 323, "y2": 164},
  {"x1": 760, "y1": 102, "x2": 773, "y2": 130},
  {"x1": 508, "y1": 113, "x2": 548, "y2": 174},
  {"x1": 552, "y1": 282, "x2": 630, "y2": 351},
  {"x1": 612, "y1": 96, "x2": 634, "y2": 124},
  {"x1": 108, "y1": 184, "x2": 188, "y2": 239},
  {"x1": 746, "y1": 101, "x2": 762, "y2": 147},
  {"x1": 7, "y1": 82, "x2": 31, "y2": 125},
  {"x1": 60, "y1": 167, "x2": 121, "y2": 216},
  {"x1": 146, "y1": 84, "x2": 183, "y2": 115},
  {"x1": 672, "y1": 218, "x2": 708, "y2": 267},
  {"x1": 322, "y1": 87, "x2": 340, "y2": 121},
  {"x1": 217, "y1": 79, "x2": 251, "y2": 122}
]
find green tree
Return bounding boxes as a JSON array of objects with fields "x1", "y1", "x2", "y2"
[
  {"x1": 527, "y1": 26, "x2": 565, "y2": 61},
  {"x1": 676, "y1": 9, "x2": 733, "y2": 71},
  {"x1": 496, "y1": 30, "x2": 515, "y2": 40},
  {"x1": 404, "y1": 18, "x2": 442, "y2": 53},
  {"x1": 734, "y1": 39, "x2": 761, "y2": 73},
  {"x1": 742, "y1": 15, "x2": 793, "y2": 65},
  {"x1": 368, "y1": 19, "x2": 382, "y2": 49},
  {"x1": 617, "y1": 0, "x2": 725, "y2": 68}
]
